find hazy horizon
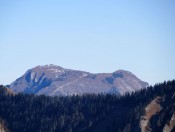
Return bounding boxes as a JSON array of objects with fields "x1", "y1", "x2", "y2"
[{"x1": 1, "y1": 0, "x2": 175, "y2": 85}]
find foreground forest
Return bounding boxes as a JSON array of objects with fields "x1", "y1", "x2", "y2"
[{"x1": 0, "y1": 80, "x2": 175, "y2": 132}]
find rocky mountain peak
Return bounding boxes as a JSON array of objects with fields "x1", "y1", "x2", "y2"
[{"x1": 9, "y1": 65, "x2": 148, "y2": 96}]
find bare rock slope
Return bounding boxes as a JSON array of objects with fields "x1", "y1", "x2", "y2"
[
  {"x1": 140, "y1": 97, "x2": 162, "y2": 132},
  {"x1": 9, "y1": 64, "x2": 148, "y2": 96},
  {"x1": 140, "y1": 95, "x2": 175, "y2": 132},
  {"x1": 0, "y1": 121, "x2": 9, "y2": 132},
  {"x1": 163, "y1": 112, "x2": 175, "y2": 132}
]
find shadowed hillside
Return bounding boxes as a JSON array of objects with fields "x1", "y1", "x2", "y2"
[{"x1": 0, "y1": 80, "x2": 175, "y2": 132}]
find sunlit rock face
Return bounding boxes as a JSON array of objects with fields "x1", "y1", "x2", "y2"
[
  {"x1": 9, "y1": 64, "x2": 148, "y2": 96},
  {"x1": 140, "y1": 97, "x2": 162, "y2": 132}
]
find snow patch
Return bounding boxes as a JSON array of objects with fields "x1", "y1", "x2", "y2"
[
  {"x1": 47, "y1": 69, "x2": 65, "y2": 73},
  {"x1": 31, "y1": 72, "x2": 35, "y2": 80}
]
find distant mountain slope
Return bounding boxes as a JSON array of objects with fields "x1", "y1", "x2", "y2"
[{"x1": 9, "y1": 64, "x2": 148, "y2": 96}]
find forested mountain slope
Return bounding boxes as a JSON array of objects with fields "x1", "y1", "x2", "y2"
[{"x1": 0, "y1": 80, "x2": 175, "y2": 132}]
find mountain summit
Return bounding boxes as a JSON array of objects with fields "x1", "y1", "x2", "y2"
[{"x1": 9, "y1": 64, "x2": 148, "y2": 96}]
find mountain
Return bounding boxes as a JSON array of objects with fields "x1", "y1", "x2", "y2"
[
  {"x1": 0, "y1": 80, "x2": 175, "y2": 132},
  {"x1": 9, "y1": 64, "x2": 148, "y2": 96}
]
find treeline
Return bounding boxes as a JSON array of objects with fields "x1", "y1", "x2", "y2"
[{"x1": 0, "y1": 80, "x2": 175, "y2": 132}]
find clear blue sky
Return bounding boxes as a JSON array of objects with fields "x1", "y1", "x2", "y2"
[{"x1": 0, "y1": 0, "x2": 175, "y2": 85}]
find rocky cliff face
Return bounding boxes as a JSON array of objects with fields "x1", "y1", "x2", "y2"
[
  {"x1": 9, "y1": 64, "x2": 148, "y2": 96},
  {"x1": 140, "y1": 95, "x2": 175, "y2": 132},
  {"x1": 0, "y1": 124, "x2": 6, "y2": 132},
  {"x1": 140, "y1": 97, "x2": 162, "y2": 132},
  {"x1": 162, "y1": 92, "x2": 175, "y2": 132},
  {"x1": 0, "y1": 121, "x2": 9, "y2": 132},
  {"x1": 163, "y1": 112, "x2": 175, "y2": 132}
]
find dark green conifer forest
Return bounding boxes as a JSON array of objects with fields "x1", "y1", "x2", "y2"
[{"x1": 0, "y1": 80, "x2": 175, "y2": 132}]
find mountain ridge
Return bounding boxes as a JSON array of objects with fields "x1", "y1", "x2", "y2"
[
  {"x1": 9, "y1": 64, "x2": 148, "y2": 96},
  {"x1": 1, "y1": 80, "x2": 175, "y2": 132}
]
